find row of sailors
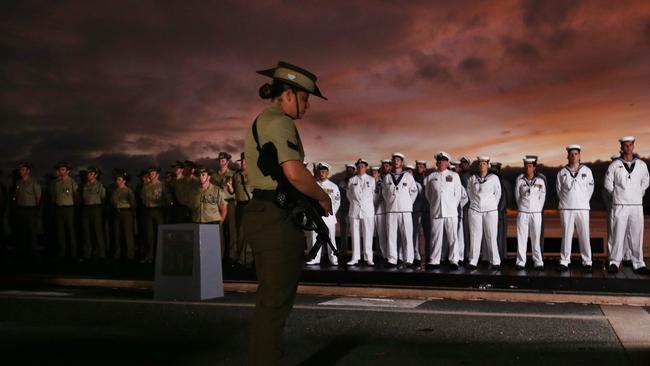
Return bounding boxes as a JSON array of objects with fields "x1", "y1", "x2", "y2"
[
  {"x1": 306, "y1": 135, "x2": 649, "y2": 275},
  {"x1": 10, "y1": 151, "x2": 252, "y2": 264}
]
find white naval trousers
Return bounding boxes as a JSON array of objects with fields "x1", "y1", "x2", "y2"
[
  {"x1": 412, "y1": 211, "x2": 424, "y2": 261},
  {"x1": 559, "y1": 210, "x2": 592, "y2": 266},
  {"x1": 306, "y1": 219, "x2": 338, "y2": 264},
  {"x1": 387, "y1": 212, "x2": 413, "y2": 264},
  {"x1": 610, "y1": 205, "x2": 646, "y2": 269},
  {"x1": 375, "y1": 213, "x2": 388, "y2": 259},
  {"x1": 457, "y1": 216, "x2": 465, "y2": 260},
  {"x1": 516, "y1": 212, "x2": 543, "y2": 267},
  {"x1": 429, "y1": 216, "x2": 459, "y2": 265},
  {"x1": 608, "y1": 211, "x2": 633, "y2": 262},
  {"x1": 468, "y1": 210, "x2": 500, "y2": 266},
  {"x1": 349, "y1": 217, "x2": 375, "y2": 263}
]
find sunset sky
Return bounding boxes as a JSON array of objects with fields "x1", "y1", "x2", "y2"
[{"x1": 2, "y1": 0, "x2": 650, "y2": 175}]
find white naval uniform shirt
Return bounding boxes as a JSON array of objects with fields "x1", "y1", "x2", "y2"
[
  {"x1": 347, "y1": 174, "x2": 376, "y2": 219},
  {"x1": 604, "y1": 158, "x2": 650, "y2": 205},
  {"x1": 515, "y1": 174, "x2": 546, "y2": 213},
  {"x1": 556, "y1": 165, "x2": 594, "y2": 210},
  {"x1": 318, "y1": 179, "x2": 341, "y2": 224},
  {"x1": 424, "y1": 170, "x2": 462, "y2": 218},
  {"x1": 467, "y1": 173, "x2": 501, "y2": 212},
  {"x1": 382, "y1": 171, "x2": 418, "y2": 213}
]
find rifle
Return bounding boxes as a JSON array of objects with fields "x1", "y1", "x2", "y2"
[{"x1": 252, "y1": 119, "x2": 341, "y2": 263}]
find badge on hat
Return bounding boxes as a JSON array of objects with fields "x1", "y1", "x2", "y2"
[{"x1": 256, "y1": 61, "x2": 327, "y2": 100}]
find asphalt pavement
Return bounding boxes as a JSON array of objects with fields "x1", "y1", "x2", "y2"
[{"x1": 1, "y1": 287, "x2": 647, "y2": 365}]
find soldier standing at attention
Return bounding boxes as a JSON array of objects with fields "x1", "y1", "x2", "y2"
[
  {"x1": 110, "y1": 170, "x2": 136, "y2": 262},
  {"x1": 383, "y1": 152, "x2": 419, "y2": 268},
  {"x1": 305, "y1": 162, "x2": 340, "y2": 266},
  {"x1": 140, "y1": 166, "x2": 167, "y2": 264},
  {"x1": 243, "y1": 61, "x2": 331, "y2": 365},
  {"x1": 211, "y1": 152, "x2": 237, "y2": 264},
  {"x1": 346, "y1": 158, "x2": 374, "y2": 266},
  {"x1": 556, "y1": 145, "x2": 595, "y2": 273},
  {"x1": 51, "y1": 162, "x2": 79, "y2": 261},
  {"x1": 192, "y1": 166, "x2": 227, "y2": 226},
  {"x1": 12, "y1": 162, "x2": 41, "y2": 262},
  {"x1": 174, "y1": 161, "x2": 198, "y2": 223},
  {"x1": 167, "y1": 161, "x2": 184, "y2": 223},
  {"x1": 232, "y1": 153, "x2": 254, "y2": 267},
  {"x1": 604, "y1": 136, "x2": 649, "y2": 274},
  {"x1": 515, "y1": 157, "x2": 546, "y2": 271},
  {"x1": 466, "y1": 156, "x2": 501, "y2": 270},
  {"x1": 81, "y1": 166, "x2": 106, "y2": 261}
]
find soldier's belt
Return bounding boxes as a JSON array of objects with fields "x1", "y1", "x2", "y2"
[{"x1": 252, "y1": 189, "x2": 276, "y2": 201}]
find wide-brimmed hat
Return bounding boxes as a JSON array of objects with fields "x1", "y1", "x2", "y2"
[
  {"x1": 147, "y1": 165, "x2": 161, "y2": 173},
  {"x1": 87, "y1": 166, "x2": 101, "y2": 175},
  {"x1": 194, "y1": 165, "x2": 212, "y2": 175},
  {"x1": 257, "y1": 61, "x2": 327, "y2": 100},
  {"x1": 170, "y1": 160, "x2": 184, "y2": 168},
  {"x1": 17, "y1": 161, "x2": 33, "y2": 169},
  {"x1": 216, "y1": 152, "x2": 232, "y2": 161},
  {"x1": 113, "y1": 169, "x2": 128, "y2": 179},
  {"x1": 183, "y1": 160, "x2": 196, "y2": 169},
  {"x1": 55, "y1": 161, "x2": 72, "y2": 170}
]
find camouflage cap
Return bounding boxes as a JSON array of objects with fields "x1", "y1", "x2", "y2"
[{"x1": 257, "y1": 61, "x2": 327, "y2": 100}]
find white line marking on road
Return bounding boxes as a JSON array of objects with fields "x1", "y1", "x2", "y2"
[{"x1": 319, "y1": 297, "x2": 426, "y2": 308}]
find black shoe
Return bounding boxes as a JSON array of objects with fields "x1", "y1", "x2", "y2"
[
  {"x1": 466, "y1": 264, "x2": 477, "y2": 271},
  {"x1": 534, "y1": 265, "x2": 544, "y2": 271},
  {"x1": 384, "y1": 262, "x2": 397, "y2": 268},
  {"x1": 558, "y1": 264, "x2": 568, "y2": 272},
  {"x1": 515, "y1": 265, "x2": 525, "y2": 271},
  {"x1": 583, "y1": 265, "x2": 592, "y2": 273},
  {"x1": 413, "y1": 259, "x2": 421, "y2": 267},
  {"x1": 633, "y1": 266, "x2": 649, "y2": 275},
  {"x1": 608, "y1": 264, "x2": 619, "y2": 274},
  {"x1": 491, "y1": 264, "x2": 501, "y2": 270},
  {"x1": 449, "y1": 263, "x2": 459, "y2": 271},
  {"x1": 425, "y1": 264, "x2": 440, "y2": 270}
]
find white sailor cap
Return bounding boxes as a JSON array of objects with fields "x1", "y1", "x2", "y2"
[
  {"x1": 370, "y1": 165, "x2": 380, "y2": 171},
  {"x1": 415, "y1": 160, "x2": 427, "y2": 166},
  {"x1": 404, "y1": 164, "x2": 415, "y2": 171},
  {"x1": 476, "y1": 156, "x2": 490, "y2": 162},
  {"x1": 345, "y1": 163, "x2": 356, "y2": 169},
  {"x1": 450, "y1": 159, "x2": 461, "y2": 166},
  {"x1": 565, "y1": 144, "x2": 581, "y2": 152},
  {"x1": 381, "y1": 159, "x2": 392, "y2": 164},
  {"x1": 619, "y1": 135, "x2": 635, "y2": 143},
  {"x1": 392, "y1": 152, "x2": 405, "y2": 160},
  {"x1": 449, "y1": 164, "x2": 456, "y2": 169},
  {"x1": 523, "y1": 157, "x2": 537, "y2": 164},
  {"x1": 491, "y1": 161, "x2": 502, "y2": 168},
  {"x1": 355, "y1": 158, "x2": 368, "y2": 166},
  {"x1": 317, "y1": 162, "x2": 331, "y2": 170},
  {"x1": 460, "y1": 156, "x2": 472, "y2": 164},
  {"x1": 435, "y1": 151, "x2": 451, "y2": 161},
  {"x1": 524, "y1": 155, "x2": 538, "y2": 162}
]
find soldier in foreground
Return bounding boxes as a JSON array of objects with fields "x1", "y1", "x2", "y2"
[{"x1": 243, "y1": 61, "x2": 331, "y2": 365}]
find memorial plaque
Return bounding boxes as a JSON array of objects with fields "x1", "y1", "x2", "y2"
[{"x1": 161, "y1": 230, "x2": 194, "y2": 276}]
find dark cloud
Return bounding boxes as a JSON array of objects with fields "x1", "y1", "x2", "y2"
[
  {"x1": 501, "y1": 37, "x2": 541, "y2": 64},
  {"x1": 521, "y1": 0, "x2": 582, "y2": 30},
  {"x1": 409, "y1": 50, "x2": 453, "y2": 83},
  {"x1": 457, "y1": 57, "x2": 487, "y2": 81},
  {"x1": 645, "y1": 18, "x2": 650, "y2": 45}
]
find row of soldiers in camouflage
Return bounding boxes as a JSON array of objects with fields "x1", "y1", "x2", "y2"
[
  {"x1": 308, "y1": 136, "x2": 649, "y2": 275},
  {"x1": 9, "y1": 151, "x2": 253, "y2": 265}
]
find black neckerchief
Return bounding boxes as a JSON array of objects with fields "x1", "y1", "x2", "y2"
[
  {"x1": 520, "y1": 174, "x2": 539, "y2": 187},
  {"x1": 564, "y1": 164, "x2": 584, "y2": 179},
  {"x1": 390, "y1": 171, "x2": 405, "y2": 187},
  {"x1": 475, "y1": 173, "x2": 491, "y2": 184},
  {"x1": 622, "y1": 159, "x2": 636, "y2": 175}
]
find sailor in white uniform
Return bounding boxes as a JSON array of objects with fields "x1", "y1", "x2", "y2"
[
  {"x1": 556, "y1": 144, "x2": 595, "y2": 272},
  {"x1": 305, "y1": 162, "x2": 341, "y2": 266},
  {"x1": 515, "y1": 157, "x2": 546, "y2": 271},
  {"x1": 604, "y1": 136, "x2": 649, "y2": 274},
  {"x1": 451, "y1": 160, "x2": 469, "y2": 263},
  {"x1": 424, "y1": 152, "x2": 463, "y2": 270},
  {"x1": 413, "y1": 160, "x2": 430, "y2": 265},
  {"x1": 374, "y1": 159, "x2": 391, "y2": 260},
  {"x1": 466, "y1": 156, "x2": 502, "y2": 270},
  {"x1": 383, "y1": 152, "x2": 419, "y2": 267},
  {"x1": 347, "y1": 158, "x2": 376, "y2": 266}
]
